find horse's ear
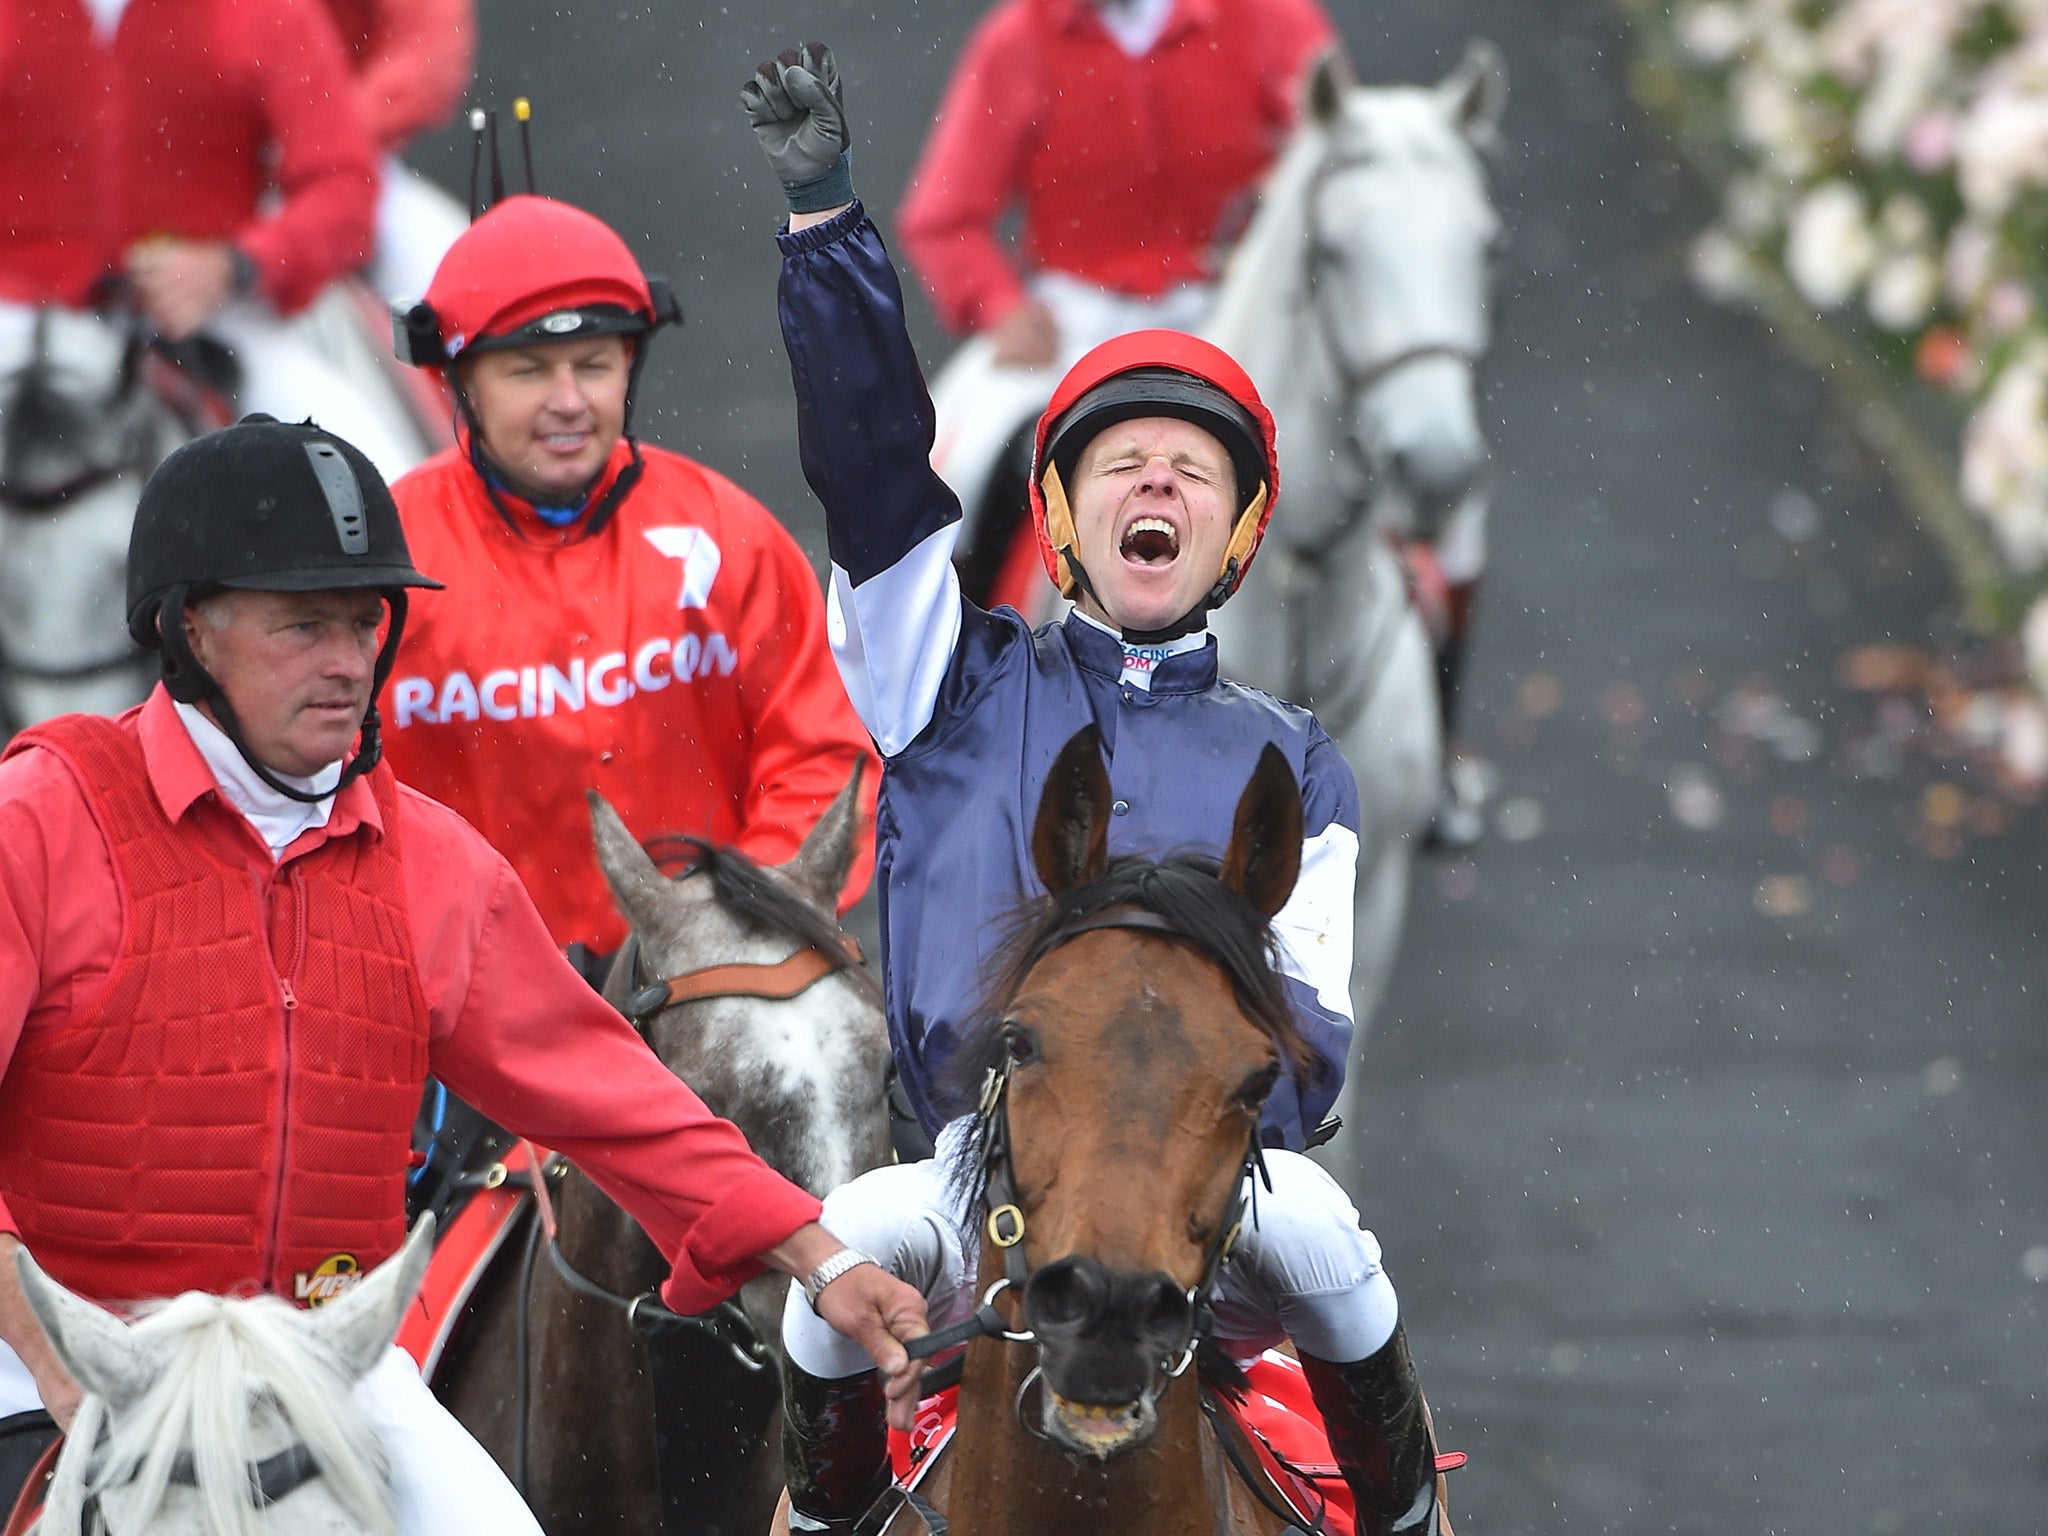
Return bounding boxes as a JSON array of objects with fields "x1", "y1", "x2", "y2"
[
  {"x1": 296, "y1": 1213, "x2": 436, "y2": 1382},
  {"x1": 1439, "y1": 38, "x2": 1508, "y2": 144},
  {"x1": 1031, "y1": 725, "x2": 1112, "y2": 896},
  {"x1": 1219, "y1": 746, "x2": 1304, "y2": 919},
  {"x1": 777, "y1": 754, "x2": 867, "y2": 912},
  {"x1": 589, "y1": 791, "x2": 700, "y2": 935},
  {"x1": 1304, "y1": 46, "x2": 1354, "y2": 126},
  {"x1": 12, "y1": 1246, "x2": 152, "y2": 1408}
]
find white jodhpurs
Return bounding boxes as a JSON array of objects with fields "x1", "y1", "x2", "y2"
[
  {"x1": 0, "y1": 1341, "x2": 542, "y2": 1536},
  {"x1": 786, "y1": 1119, "x2": 1401, "y2": 1379},
  {"x1": 365, "y1": 159, "x2": 469, "y2": 306}
]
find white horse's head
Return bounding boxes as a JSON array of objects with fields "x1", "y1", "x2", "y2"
[
  {"x1": 16, "y1": 1218, "x2": 433, "y2": 1536},
  {"x1": 1213, "y1": 43, "x2": 1506, "y2": 552}
]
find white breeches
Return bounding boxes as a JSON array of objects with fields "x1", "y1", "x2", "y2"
[
  {"x1": 788, "y1": 1119, "x2": 1401, "y2": 1379},
  {"x1": 364, "y1": 159, "x2": 469, "y2": 307},
  {"x1": 0, "y1": 1341, "x2": 542, "y2": 1536},
  {"x1": 1031, "y1": 272, "x2": 1216, "y2": 370}
]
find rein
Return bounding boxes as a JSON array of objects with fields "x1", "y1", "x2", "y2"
[{"x1": 903, "y1": 909, "x2": 1271, "y2": 1413}]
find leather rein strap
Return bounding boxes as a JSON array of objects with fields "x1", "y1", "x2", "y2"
[{"x1": 624, "y1": 933, "x2": 867, "y2": 1025}]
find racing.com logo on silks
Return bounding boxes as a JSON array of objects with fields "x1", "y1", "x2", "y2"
[
  {"x1": 293, "y1": 1253, "x2": 361, "y2": 1308},
  {"x1": 390, "y1": 631, "x2": 740, "y2": 728}
]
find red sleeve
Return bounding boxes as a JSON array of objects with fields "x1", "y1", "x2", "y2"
[
  {"x1": 408, "y1": 801, "x2": 822, "y2": 1311},
  {"x1": 352, "y1": 0, "x2": 474, "y2": 151},
  {"x1": 723, "y1": 495, "x2": 881, "y2": 912},
  {"x1": 895, "y1": 5, "x2": 1042, "y2": 335},
  {"x1": 1258, "y1": 0, "x2": 1340, "y2": 129},
  {"x1": 234, "y1": 0, "x2": 380, "y2": 313},
  {"x1": 0, "y1": 753, "x2": 59, "y2": 1242}
]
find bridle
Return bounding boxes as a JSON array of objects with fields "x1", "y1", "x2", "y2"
[
  {"x1": 68, "y1": 1440, "x2": 324, "y2": 1534},
  {"x1": 618, "y1": 927, "x2": 875, "y2": 1027},
  {"x1": 903, "y1": 908, "x2": 1272, "y2": 1429}
]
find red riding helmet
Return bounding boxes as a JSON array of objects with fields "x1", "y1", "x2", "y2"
[
  {"x1": 1030, "y1": 330, "x2": 1279, "y2": 618},
  {"x1": 393, "y1": 195, "x2": 680, "y2": 368}
]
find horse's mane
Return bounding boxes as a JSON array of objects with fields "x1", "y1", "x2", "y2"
[
  {"x1": 39, "y1": 1291, "x2": 396, "y2": 1536},
  {"x1": 941, "y1": 853, "x2": 1320, "y2": 1216},
  {"x1": 644, "y1": 833, "x2": 856, "y2": 967}
]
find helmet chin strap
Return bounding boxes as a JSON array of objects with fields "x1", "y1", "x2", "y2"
[
  {"x1": 156, "y1": 586, "x2": 409, "y2": 806},
  {"x1": 1042, "y1": 463, "x2": 1244, "y2": 646}
]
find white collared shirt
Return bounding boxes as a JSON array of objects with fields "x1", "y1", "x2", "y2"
[
  {"x1": 1092, "y1": 0, "x2": 1176, "y2": 57},
  {"x1": 1072, "y1": 608, "x2": 1213, "y2": 691},
  {"x1": 173, "y1": 702, "x2": 341, "y2": 860}
]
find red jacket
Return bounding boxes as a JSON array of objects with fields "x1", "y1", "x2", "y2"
[
  {"x1": 0, "y1": 0, "x2": 378, "y2": 314},
  {"x1": 897, "y1": 0, "x2": 1334, "y2": 334},
  {"x1": 385, "y1": 439, "x2": 880, "y2": 952},
  {"x1": 322, "y1": 0, "x2": 473, "y2": 152},
  {"x1": 0, "y1": 688, "x2": 822, "y2": 1313}
]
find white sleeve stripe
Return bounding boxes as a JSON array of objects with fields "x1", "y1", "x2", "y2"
[
  {"x1": 827, "y1": 519, "x2": 964, "y2": 757},
  {"x1": 1271, "y1": 823, "x2": 1358, "y2": 1023}
]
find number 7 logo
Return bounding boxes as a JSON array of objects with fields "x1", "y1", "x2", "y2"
[{"x1": 643, "y1": 526, "x2": 723, "y2": 610}]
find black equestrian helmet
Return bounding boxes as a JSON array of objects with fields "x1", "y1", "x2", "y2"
[{"x1": 125, "y1": 415, "x2": 442, "y2": 649}]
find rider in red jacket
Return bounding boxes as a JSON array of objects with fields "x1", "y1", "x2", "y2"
[
  {"x1": 897, "y1": 0, "x2": 1334, "y2": 365},
  {"x1": 385, "y1": 195, "x2": 879, "y2": 954}
]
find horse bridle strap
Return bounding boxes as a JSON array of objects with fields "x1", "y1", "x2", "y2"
[
  {"x1": 624, "y1": 935, "x2": 866, "y2": 1024},
  {"x1": 543, "y1": 1231, "x2": 770, "y2": 1373},
  {"x1": 166, "y1": 1444, "x2": 320, "y2": 1506}
]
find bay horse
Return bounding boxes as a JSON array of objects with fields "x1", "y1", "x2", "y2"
[
  {"x1": 12, "y1": 1219, "x2": 433, "y2": 1536},
  {"x1": 437, "y1": 763, "x2": 891, "y2": 1535},
  {"x1": 776, "y1": 726, "x2": 1404, "y2": 1535}
]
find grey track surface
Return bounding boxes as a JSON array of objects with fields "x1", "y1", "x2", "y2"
[{"x1": 414, "y1": 2, "x2": 2048, "y2": 1529}]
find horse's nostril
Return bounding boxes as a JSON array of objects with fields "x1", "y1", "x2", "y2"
[
  {"x1": 1141, "y1": 1275, "x2": 1192, "y2": 1339},
  {"x1": 1025, "y1": 1256, "x2": 1106, "y2": 1332}
]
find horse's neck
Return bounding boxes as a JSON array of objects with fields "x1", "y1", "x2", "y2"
[
  {"x1": 942, "y1": 1336, "x2": 1228, "y2": 1536},
  {"x1": 553, "y1": 1163, "x2": 667, "y2": 1293}
]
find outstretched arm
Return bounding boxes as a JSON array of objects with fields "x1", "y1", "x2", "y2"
[{"x1": 746, "y1": 46, "x2": 974, "y2": 757}]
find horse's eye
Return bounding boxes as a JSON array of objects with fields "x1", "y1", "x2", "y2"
[
  {"x1": 1003, "y1": 1023, "x2": 1040, "y2": 1066},
  {"x1": 1237, "y1": 1064, "x2": 1280, "y2": 1111}
]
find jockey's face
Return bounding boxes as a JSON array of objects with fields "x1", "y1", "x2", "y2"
[
  {"x1": 184, "y1": 589, "x2": 384, "y2": 777},
  {"x1": 462, "y1": 335, "x2": 631, "y2": 505},
  {"x1": 1067, "y1": 417, "x2": 1238, "y2": 634}
]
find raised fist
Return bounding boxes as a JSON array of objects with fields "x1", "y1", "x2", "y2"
[{"x1": 740, "y1": 42, "x2": 852, "y2": 210}]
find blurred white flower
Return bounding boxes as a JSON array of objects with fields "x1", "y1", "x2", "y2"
[
  {"x1": 1944, "y1": 219, "x2": 1997, "y2": 306},
  {"x1": 1867, "y1": 251, "x2": 1941, "y2": 329},
  {"x1": 1985, "y1": 278, "x2": 2035, "y2": 333},
  {"x1": 1786, "y1": 181, "x2": 1876, "y2": 308},
  {"x1": 1877, "y1": 192, "x2": 1934, "y2": 249},
  {"x1": 1955, "y1": 68, "x2": 2048, "y2": 217},
  {"x1": 1962, "y1": 348, "x2": 2048, "y2": 571},
  {"x1": 1690, "y1": 227, "x2": 1758, "y2": 300},
  {"x1": 1724, "y1": 174, "x2": 1782, "y2": 237},
  {"x1": 1731, "y1": 65, "x2": 1821, "y2": 177},
  {"x1": 2025, "y1": 600, "x2": 2048, "y2": 698},
  {"x1": 1902, "y1": 110, "x2": 1958, "y2": 173},
  {"x1": 1677, "y1": 1, "x2": 1751, "y2": 64}
]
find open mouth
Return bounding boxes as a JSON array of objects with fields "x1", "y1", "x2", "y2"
[
  {"x1": 1045, "y1": 1388, "x2": 1156, "y2": 1460},
  {"x1": 1119, "y1": 517, "x2": 1180, "y2": 566}
]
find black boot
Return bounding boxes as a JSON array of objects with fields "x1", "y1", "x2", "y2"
[
  {"x1": 1299, "y1": 1326, "x2": 1439, "y2": 1536},
  {"x1": 781, "y1": 1359, "x2": 891, "y2": 1534}
]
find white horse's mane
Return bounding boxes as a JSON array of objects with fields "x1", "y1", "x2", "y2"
[{"x1": 38, "y1": 1291, "x2": 395, "y2": 1536}]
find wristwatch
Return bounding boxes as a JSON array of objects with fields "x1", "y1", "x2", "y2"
[{"x1": 803, "y1": 1246, "x2": 880, "y2": 1312}]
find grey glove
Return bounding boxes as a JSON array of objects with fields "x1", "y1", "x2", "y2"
[{"x1": 741, "y1": 42, "x2": 854, "y2": 214}]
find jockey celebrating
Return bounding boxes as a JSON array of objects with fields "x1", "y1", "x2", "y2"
[
  {"x1": 322, "y1": 0, "x2": 477, "y2": 303},
  {"x1": 0, "y1": 0, "x2": 418, "y2": 478},
  {"x1": 383, "y1": 195, "x2": 880, "y2": 957},
  {"x1": 0, "y1": 418, "x2": 928, "y2": 1534},
  {"x1": 898, "y1": 0, "x2": 1334, "y2": 369},
  {"x1": 745, "y1": 47, "x2": 1440, "y2": 1536}
]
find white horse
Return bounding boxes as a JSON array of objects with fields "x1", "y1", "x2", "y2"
[
  {"x1": 924, "y1": 47, "x2": 1508, "y2": 1164},
  {"x1": 13, "y1": 1219, "x2": 432, "y2": 1536},
  {"x1": 0, "y1": 287, "x2": 449, "y2": 733},
  {"x1": 0, "y1": 308, "x2": 197, "y2": 730},
  {"x1": 1208, "y1": 46, "x2": 1506, "y2": 1166}
]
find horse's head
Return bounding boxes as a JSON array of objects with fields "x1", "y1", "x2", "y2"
[
  {"x1": 0, "y1": 306, "x2": 152, "y2": 511},
  {"x1": 955, "y1": 726, "x2": 1311, "y2": 1461},
  {"x1": 589, "y1": 758, "x2": 890, "y2": 1198},
  {"x1": 1289, "y1": 44, "x2": 1507, "y2": 544},
  {"x1": 14, "y1": 1217, "x2": 433, "y2": 1536}
]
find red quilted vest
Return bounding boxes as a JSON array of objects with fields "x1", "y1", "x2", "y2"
[{"x1": 0, "y1": 716, "x2": 432, "y2": 1307}]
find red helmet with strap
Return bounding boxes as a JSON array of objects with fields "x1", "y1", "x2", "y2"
[
  {"x1": 393, "y1": 195, "x2": 680, "y2": 368},
  {"x1": 1029, "y1": 331, "x2": 1279, "y2": 625}
]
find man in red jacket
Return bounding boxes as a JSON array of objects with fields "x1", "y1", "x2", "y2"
[
  {"x1": 0, "y1": 419, "x2": 926, "y2": 1533},
  {"x1": 322, "y1": 0, "x2": 476, "y2": 302},
  {"x1": 0, "y1": 0, "x2": 415, "y2": 474},
  {"x1": 898, "y1": 0, "x2": 1335, "y2": 368},
  {"x1": 385, "y1": 195, "x2": 879, "y2": 956}
]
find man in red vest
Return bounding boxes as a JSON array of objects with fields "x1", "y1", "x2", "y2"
[
  {"x1": 384, "y1": 195, "x2": 879, "y2": 958},
  {"x1": 897, "y1": 0, "x2": 1335, "y2": 368},
  {"x1": 0, "y1": 0, "x2": 419, "y2": 476},
  {"x1": 0, "y1": 419, "x2": 926, "y2": 1532}
]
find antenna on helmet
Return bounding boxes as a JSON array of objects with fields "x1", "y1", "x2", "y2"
[
  {"x1": 467, "y1": 107, "x2": 488, "y2": 219},
  {"x1": 516, "y1": 98, "x2": 537, "y2": 195},
  {"x1": 487, "y1": 109, "x2": 507, "y2": 209}
]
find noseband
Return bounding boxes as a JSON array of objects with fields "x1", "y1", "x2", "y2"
[{"x1": 904, "y1": 909, "x2": 1271, "y2": 1420}]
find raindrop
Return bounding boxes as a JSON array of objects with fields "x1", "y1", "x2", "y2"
[
  {"x1": 1547, "y1": 1342, "x2": 1582, "y2": 1376},
  {"x1": 2021, "y1": 1245, "x2": 2048, "y2": 1282},
  {"x1": 1921, "y1": 1058, "x2": 1961, "y2": 1096},
  {"x1": 1754, "y1": 874, "x2": 1811, "y2": 919},
  {"x1": 1496, "y1": 797, "x2": 1546, "y2": 842},
  {"x1": 1770, "y1": 488, "x2": 1822, "y2": 543},
  {"x1": 1667, "y1": 765, "x2": 1724, "y2": 830}
]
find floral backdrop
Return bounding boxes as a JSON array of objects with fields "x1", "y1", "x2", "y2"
[{"x1": 1647, "y1": 0, "x2": 2048, "y2": 686}]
